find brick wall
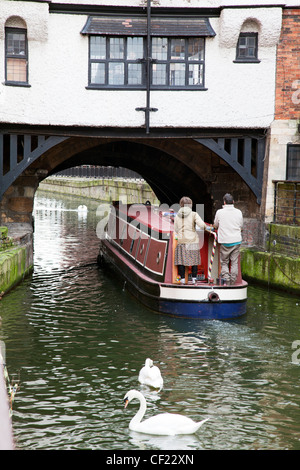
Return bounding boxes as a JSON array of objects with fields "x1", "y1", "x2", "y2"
[{"x1": 275, "y1": 8, "x2": 300, "y2": 120}]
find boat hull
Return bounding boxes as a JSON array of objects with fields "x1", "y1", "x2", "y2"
[
  {"x1": 158, "y1": 298, "x2": 247, "y2": 320},
  {"x1": 99, "y1": 238, "x2": 247, "y2": 320}
]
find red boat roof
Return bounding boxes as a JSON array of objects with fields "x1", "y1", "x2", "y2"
[{"x1": 116, "y1": 203, "x2": 174, "y2": 234}]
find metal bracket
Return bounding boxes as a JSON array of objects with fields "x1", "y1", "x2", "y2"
[{"x1": 135, "y1": 107, "x2": 158, "y2": 112}]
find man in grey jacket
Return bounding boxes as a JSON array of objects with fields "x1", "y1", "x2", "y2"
[{"x1": 213, "y1": 193, "x2": 243, "y2": 285}]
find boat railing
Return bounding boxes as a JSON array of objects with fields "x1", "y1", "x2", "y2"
[{"x1": 171, "y1": 228, "x2": 220, "y2": 285}]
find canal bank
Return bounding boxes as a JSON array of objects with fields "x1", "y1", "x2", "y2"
[
  {"x1": 241, "y1": 222, "x2": 300, "y2": 296},
  {"x1": 241, "y1": 247, "x2": 300, "y2": 296},
  {"x1": 0, "y1": 224, "x2": 33, "y2": 296},
  {"x1": 39, "y1": 176, "x2": 160, "y2": 205}
]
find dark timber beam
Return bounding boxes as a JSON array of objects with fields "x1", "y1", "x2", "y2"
[
  {"x1": 196, "y1": 135, "x2": 265, "y2": 203},
  {"x1": 0, "y1": 134, "x2": 67, "y2": 200}
]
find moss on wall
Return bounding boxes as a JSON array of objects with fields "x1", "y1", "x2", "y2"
[
  {"x1": 267, "y1": 223, "x2": 300, "y2": 257},
  {"x1": 0, "y1": 246, "x2": 33, "y2": 294},
  {"x1": 0, "y1": 227, "x2": 8, "y2": 238},
  {"x1": 0, "y1": 225, "x2": 33, "y2": 295},
  {"x1": 241, "y1": 247, "x2": 300, "y2": 295}
]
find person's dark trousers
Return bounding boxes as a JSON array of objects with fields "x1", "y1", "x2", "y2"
[{"x1": 178, "y1": 265, "x2": 198, "y2": 278}]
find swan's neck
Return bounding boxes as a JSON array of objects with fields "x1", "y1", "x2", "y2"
[{"x1": 130, "y1": 393, "x2": 147, "y2": 427}]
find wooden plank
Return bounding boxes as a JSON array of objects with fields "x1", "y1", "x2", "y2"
[
  {"x1": 10, "y1": 135, "x2": 17, "y2": 171},
  {"x1": 244, "y1": 137, "x2": 252, "y2": 174},
  {"x1": 23, "y1": 135, "x2": 31, "y2": 158},
  {"x1": 231, "y1": 138, "x2": 238, "y2": 161}
]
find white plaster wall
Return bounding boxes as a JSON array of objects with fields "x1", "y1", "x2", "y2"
[
  {"x1": 265, "y1": 120, "x2": 300, "y2": 222},
  {"x1": 0, "y1": 1, "x2": 48, "y2": 42},
  {"x1": 0, "y1": 0, "x2": 283, "y2": 128}
]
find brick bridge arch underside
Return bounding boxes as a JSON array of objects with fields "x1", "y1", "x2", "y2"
[{"x1": 0, "y1": 134, "x2": 266, "y2": 229}]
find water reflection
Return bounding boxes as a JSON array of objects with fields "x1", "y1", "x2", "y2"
[
  {"x1": 128, "y1": 431, "x2": 203, "y2": 451},
  {"x1": 0, "y1": 191, "x2": 300, "y2": 450}
]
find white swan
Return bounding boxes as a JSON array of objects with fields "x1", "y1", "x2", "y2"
[
  {"x1": 124, "y1": 389, "x2": 209, "y2": 436},
  {"x1": 138, "y1": 358, "x2": 163, "y2": 389}
]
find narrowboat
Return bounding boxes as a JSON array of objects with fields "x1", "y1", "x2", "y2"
[{"x1": 97, "y1": 201, "x2": 247, "y2": 320}]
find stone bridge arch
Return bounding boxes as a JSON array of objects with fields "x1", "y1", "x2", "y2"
[{"x1": 0, "y1": 131, "x2": 265, "y2": 228}]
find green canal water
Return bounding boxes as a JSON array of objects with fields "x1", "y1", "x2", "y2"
[{"x1": 0, "y1": 191, "x2": 300, "y2": 450}]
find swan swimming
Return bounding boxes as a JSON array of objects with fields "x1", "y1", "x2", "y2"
[
  {"x1": 138, "y1": 358, "x2": 163, "y2": 389},
  {"x1": 124, "y1": 389, "x2": 209, "y2": 436}
]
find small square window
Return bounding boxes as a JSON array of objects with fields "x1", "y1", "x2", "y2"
[
  {"x1": 109, "y1": 38, "x2": 124, "y2": 59},
  {"x1": 152, "y1": 37, "x2": 168, "y2": 61},
  {"x1": 127, "y1": 37, "x2": 144, "y2": 60},
  {"x1": 128, "y1": 63, "x2": 142, "y2": 85},
  {"x1": 287, "y1": 145, "x2": 300, "y2": 180},
  {"x1": 170, "y1": 39, "x2": 185, "y2": 60},
  {"x1": 90, "y1": 36, "x2": 106, "y2": 60},
  {"x1": 188, "y1": 38, "x2": 204, "y2": 61},
  {"x1": 170, "y1": 63, "x2": 185, "y2": 86},
  {"x1": 152, "y1": 63, "x2": 167, "y2": 85},
  {"x1": 91, "y1": 63, "x2": 105, "y2": 85},
  {"x1": 108, "y1": 62, "x2": 124, "y2": 85},
  {"x1": 235, "y1": 33, "x2": 259, "y2": 63}
]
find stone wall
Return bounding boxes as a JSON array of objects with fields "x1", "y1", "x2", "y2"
[
  {"x1": 241, "y1": 248, "x2": 300, "y2": 296},
  {"x1": 38, "y1": 177, "x2": 160, "y2": 206},
  {"x1": 0, "y1": 170, "x2": 42, "y2": 225},
  {"x1": 241, "y1": 222, "x2": 300, "y2": 295},
  {"x1": 0, "y1": 224, "x2": 33, "y2": 295},
  {"x1": 267, "y1": 223, "x2": 300, "y2": 258}
]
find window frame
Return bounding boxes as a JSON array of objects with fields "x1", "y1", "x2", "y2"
[
  {"x1": 151, "y1": 37, "x2": 205, "y2": 90},
  {"x1": 5, "y1": 26, "x2": 30, "y2": 87},
  {"x1": 87, "y1": 35, "x2": 206, "y2": 90},
  {"x1": 286, "y1": 144, "x2": 300, "y2": 181},
  {"x1": 88, "y1": 36, "x2": 147, "y2": 89},
  {"x1": 234, "y1": 32, "x2": 260, "y2": 64}
]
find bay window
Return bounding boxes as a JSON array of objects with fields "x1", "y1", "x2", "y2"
[
  {"x1": 82, "y1": 14, "x2": 215, "y2": 90},
  {"x1": 88, "y1": 35, "x2": 205, "y2": 89}
]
